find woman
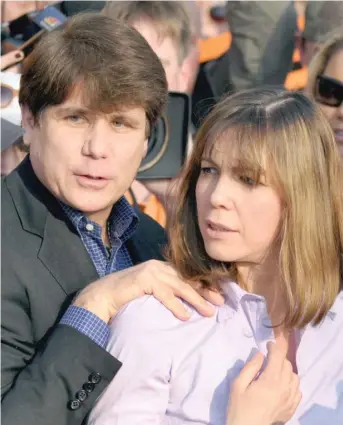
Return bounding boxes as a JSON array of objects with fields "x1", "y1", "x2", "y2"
[
  {"x1": 306, "y1": 30, "x2": 343, "y2": 155},
  {"x1": 88, "y1": 88, "x2": 343, "y2": 425}
]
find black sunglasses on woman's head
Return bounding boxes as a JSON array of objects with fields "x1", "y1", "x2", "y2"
[{"x1": 315, "y1": 75, "x2": 343, "y2": 107}]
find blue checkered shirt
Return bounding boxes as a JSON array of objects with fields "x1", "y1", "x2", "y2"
[{"x1": 60, "y1": 196, "x2": 138, "y2": 348}]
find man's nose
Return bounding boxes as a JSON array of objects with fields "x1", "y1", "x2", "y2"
[{"x1": 82, "y1": 121, "x2": 109, "y2": 159}]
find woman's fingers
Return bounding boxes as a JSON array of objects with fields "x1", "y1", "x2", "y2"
[{"x1": 232, "y1": 352, "x2": 265, "y2": 392}]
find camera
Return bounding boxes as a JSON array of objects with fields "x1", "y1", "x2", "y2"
[{"x1": 137, "y1": 92, "x2": 190, "y2": 180}]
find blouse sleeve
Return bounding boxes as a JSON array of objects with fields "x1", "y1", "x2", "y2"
[{"x1": 87, "y1": 296, "x2": 175, "y2": 425}]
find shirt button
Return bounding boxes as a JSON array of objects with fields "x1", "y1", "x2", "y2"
[{"x1": 86, "y1": 223, "x2": 94, "y2": 231}]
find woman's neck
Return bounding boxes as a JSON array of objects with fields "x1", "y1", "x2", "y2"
[{"x1": 237, "y1": 260, "x2": 287, "y2": 326}]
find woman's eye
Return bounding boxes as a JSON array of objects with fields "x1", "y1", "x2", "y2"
[
  {"x1": 239, "y1": 175, "x2": 257, "y2": 186},
  {"x1": 200, "y1": 167, "x2": 217, "y2": 175}
]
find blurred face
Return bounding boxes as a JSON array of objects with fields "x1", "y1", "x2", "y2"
[
  {"x1": 317, "y1": 49, "x2": 343, "y2": 155},
  {"x1": 22, "y1": 91, "x2": 148, "y2": 224},
  {"x1": 1, "y1": 144, "x2": 27, "y2": 176},
  {"x1": 132, "y1": 19, "x2": 189, "y2": 92},
  {"x1": 196, "y1": 141, "x2": 282, "y2": 264}
]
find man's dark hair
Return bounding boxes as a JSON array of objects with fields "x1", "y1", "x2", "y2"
[{"x1": 19, "y1": 12, "x2": 168, "y2": 131}]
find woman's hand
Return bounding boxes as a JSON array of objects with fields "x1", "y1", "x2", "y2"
[{"x1": 227, "y1": 342, "x2": 301, "y2": 425}]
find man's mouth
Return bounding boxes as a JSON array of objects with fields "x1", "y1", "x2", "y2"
[{"x1": 81, "y1": 174, "x2": 106, "y2": 180}]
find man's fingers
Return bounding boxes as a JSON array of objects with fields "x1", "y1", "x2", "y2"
[
  {"x1": 233, "y1": 352, "x2": 265, "y2": 392},
  {"x1": 153, "y1": 287, "x2": 191, "y2": 321},
  {"x1": 263, "y1": 341, "x2": 287, "y2": 378},
  {"x1": 198, "y1": 287, "x2": 225, "y2": 306},
  {"x1": 176, "y1": 283, "x2": 216, "y2": 317}
]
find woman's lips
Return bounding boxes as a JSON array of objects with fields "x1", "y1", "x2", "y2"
[{"x1": 205, "y1": 220, "x2": 238, "y2": 240}]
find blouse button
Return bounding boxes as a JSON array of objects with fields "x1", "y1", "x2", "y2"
[{"x1": 243, "y1": 328, "x2": 254, "y2": 338}]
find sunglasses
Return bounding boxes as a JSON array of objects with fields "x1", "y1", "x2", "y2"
[
  {"x1": 315, "y1": 75, "x2": 343, "y2": 107},
  {"x1": 1, "y1": 83, "x2": 19, "y2": 109}
]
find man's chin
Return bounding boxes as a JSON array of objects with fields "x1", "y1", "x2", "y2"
[{"x1": 62, "y1": 195, "x2": 116, "y2": 216}]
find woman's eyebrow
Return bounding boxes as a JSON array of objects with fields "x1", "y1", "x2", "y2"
[{"x1": 200, "y1": 156, "x2": 218, "y2": 165}]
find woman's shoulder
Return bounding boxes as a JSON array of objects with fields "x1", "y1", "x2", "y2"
[{"x1": 110, "y1": 295, "x2": 217, "y2": 336}]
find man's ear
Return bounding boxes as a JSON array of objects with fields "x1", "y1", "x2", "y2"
[
  {"x1": 20, "y1": 105, "x2": 36, "y2": 145},
  {"x1": 21, "y1": 105, "x2": 35, "y2": 130}
]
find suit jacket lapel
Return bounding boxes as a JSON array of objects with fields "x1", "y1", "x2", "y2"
[
  {"x1": 38, "y1": 212, "x2": 99, "y2": 295},
  {"x1": 5, "y1": 157, "x2": 99, "y2": 295}
]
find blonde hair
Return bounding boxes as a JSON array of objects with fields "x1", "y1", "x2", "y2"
[
  {"x1": 307, "y1": 29, "x2": 343, "y2": 98},
  {"x1": 168, "y1": 88, "x2": 343, "y2": 328},
  {"x1": 102, "y1": 1, "x2": 193, "y2": 63}
]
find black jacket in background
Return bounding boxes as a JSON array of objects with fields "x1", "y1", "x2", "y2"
[{"x1": 1, "y1": 157, "x2": 167, "y2": 425}]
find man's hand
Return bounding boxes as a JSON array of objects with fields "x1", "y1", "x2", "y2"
[
  {"x1": 227, "y1": 342, "x2": 302, "y2": 425},
  {"x1": 73, "y1": 260, "x2": 224, "y2": 323}
]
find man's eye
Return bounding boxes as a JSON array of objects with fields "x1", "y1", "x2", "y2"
[
  {"x1": 66, "y1": 115, "x2": 83, "y2": 123},
  {"x1": 113, "y1": 120, "x2": 125, "y2": 128}
]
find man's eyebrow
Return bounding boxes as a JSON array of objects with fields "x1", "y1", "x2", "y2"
[
  {"x1": 109, "y1": 112, "x2": 143, "y2": 127},
  {"x1": 54, "y1": 106, "x2": 90, "y2": 117}
]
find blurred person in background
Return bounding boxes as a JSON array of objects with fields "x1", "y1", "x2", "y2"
[
  {"x1": 1, "y1": 66, "x2": 28, "y2": 175},
  {"x1": 103, "y1": 1, "x2": 201, "y2": 226},
  {"x1": 0, "y1": 118, "x2": 28, "y2": 176},
  {"x1": 224, "y1": 1, "x2": 298, "y2": 92},
  {"x1": 306, "y1": 30, "x2": 343, "y2": 156},
  {"x1": 301, "y1": 1, "x2": 343, "y2": 67}
]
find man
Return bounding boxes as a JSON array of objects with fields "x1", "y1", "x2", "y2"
[
  {"x1": 1, "y1": 13, "x2": 221, "y2": 425},
  {"x1": 102, "y1": 1, "x2": 200, "y2": 224},
  {"x1": 224, "y1": 1, "x2": 297, "y2": 92}
]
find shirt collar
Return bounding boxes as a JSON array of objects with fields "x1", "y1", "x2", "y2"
[
  {"x1": 221, "y1": 280, "x2": 265, "y2": 311},
  {"x1": 221, "y1": 279, "x2": 342, "y2": 322},
  {"x1": 60, "y1": 196, "x2": 138, "y2": 244}
]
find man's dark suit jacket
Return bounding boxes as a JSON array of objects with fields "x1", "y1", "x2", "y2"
[{"x1": 1, "y1": 157, "x2": 167, "y2": 425}]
